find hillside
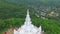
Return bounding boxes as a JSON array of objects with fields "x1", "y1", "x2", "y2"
[
  {"x1": 0, "y1": 0, "x2": 60, "y2": 20},
  {"x1": 0, "y1": 0, "x2": 27, "y2": 19},
  {"x1": 0, "y1": 0, "x2": 60, "y2": 34}
]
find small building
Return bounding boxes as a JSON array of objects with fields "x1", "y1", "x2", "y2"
[{"x1": 48, "y1": 12, "x2": 59, "y2": 17}]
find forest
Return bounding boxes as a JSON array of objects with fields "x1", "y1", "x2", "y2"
[{"x1": 0, "y1": 0, "x2": 60, "y2": 34}]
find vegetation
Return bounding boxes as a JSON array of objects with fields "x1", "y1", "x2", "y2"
[
  {"x1": 0, "y1": 0, "x2": 60, "y2": 34},
  {"x1": 0, "y1": 0, "x2": 26, "y2": 19},
  {"x1": 0, "y1": 18, "x2": 60, "y2": 34},
  {"x1": 32, "y1": 18, "x2": 60, "y2": 34}
]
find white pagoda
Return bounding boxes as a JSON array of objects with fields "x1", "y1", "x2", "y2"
[{"x1": 14, "y1": 9, "x2": 43, "y2": 34}]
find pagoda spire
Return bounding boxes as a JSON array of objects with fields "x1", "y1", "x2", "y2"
[{"x1": 24, "y1": 9, "x2": 32, "y2": 25}]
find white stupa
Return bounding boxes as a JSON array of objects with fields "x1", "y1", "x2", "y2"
[{"x1": 14, "y1": 9, "x2": 43, "y2": 34}]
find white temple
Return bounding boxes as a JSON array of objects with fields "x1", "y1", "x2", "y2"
[{"x1": 14, "y1": 9, "x2": 43, "y2": 34}]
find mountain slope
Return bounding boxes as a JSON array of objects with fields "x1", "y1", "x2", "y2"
[
  {"x1": 0, "y1": 0, "x2": 60, "y2": 34},
  {"x1": 0, "y1": 1, "x2": 27, "y2": 19}
]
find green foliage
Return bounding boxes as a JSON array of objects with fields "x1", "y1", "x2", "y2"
[
  {"x1": 32, "y1": 18, "x2": 60, "y2": 34},
  {"x1": 0, "y1": 0, "x2": 60, "y2": 34},
  {"x1": 1, "y1": 0, "x2": 60, "y2": 7},
  {"x1": 0, "y1": 18, "x2": 60, "y2": 34},
  {"x1": 0, "y1": 18, "x2": 24, "y2": 31},
  {"x1": 0, "y1": 1, "x2": 26, "y2": 19}
]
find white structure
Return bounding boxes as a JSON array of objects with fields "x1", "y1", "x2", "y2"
[{"x1": 14, "y1": 9, "x2": 43, "y2": 34}]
